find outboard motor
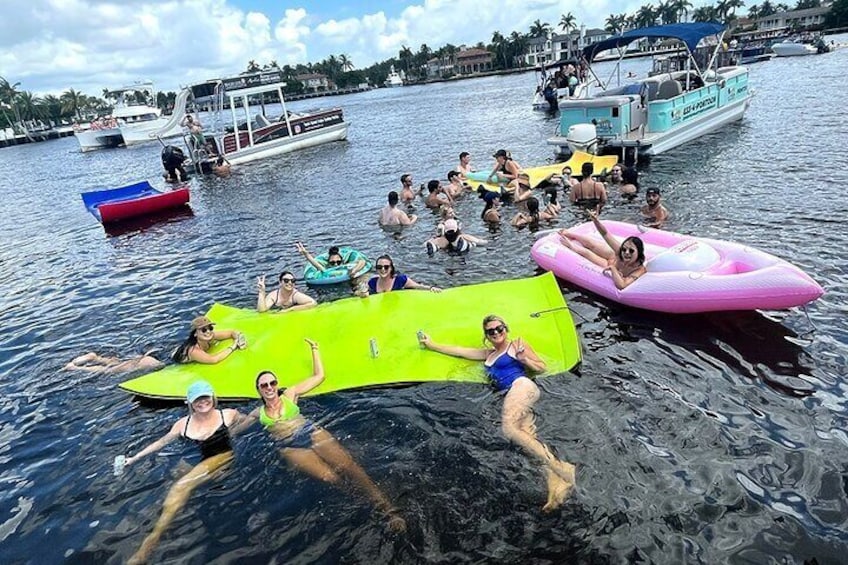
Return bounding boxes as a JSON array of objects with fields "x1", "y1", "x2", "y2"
[
  {"x1": 566, "y1": 123, "x2": 598, "y2": 155},
  {"x1": 161, "y1": 145, "x2": 188, "y2": 182}
]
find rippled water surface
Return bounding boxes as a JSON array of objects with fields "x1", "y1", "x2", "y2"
[{"x1": 2, "y1": 41, "x2": 848, "y2": 563}]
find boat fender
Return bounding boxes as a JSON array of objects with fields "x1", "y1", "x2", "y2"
[{"x1": 647, "y1": 240, "x2": 721, "y2": 273}]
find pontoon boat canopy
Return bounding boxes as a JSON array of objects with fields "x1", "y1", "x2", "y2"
[{"x1": 583, "y1": 22, "x2": 726, "y2": 62}]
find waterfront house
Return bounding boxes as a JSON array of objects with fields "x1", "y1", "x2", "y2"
[
  {"x1": 755, "y1": 5, "x2": 831, "y2": 32},
  {"x1": 295, "y1": 73, "x2": 334, "y2": 92},
  {"x1": 455, "y1": 48, "x2": 493, "y2": 74},
  {"x1": 523, "y1": 27, "x2": 611, "y2": 67}
]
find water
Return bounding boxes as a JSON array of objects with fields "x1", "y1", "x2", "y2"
[{"x1": 2, "y1": 41, "x2": 848, "y2": 563}]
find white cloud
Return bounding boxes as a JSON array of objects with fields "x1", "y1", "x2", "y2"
[{"x1": 1, "y1": 0, "x2": 650, "y2": 97}]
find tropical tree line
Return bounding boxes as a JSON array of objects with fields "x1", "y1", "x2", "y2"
[{"x1": 0, "y1": 75, "x2": 181, "y2": 132}]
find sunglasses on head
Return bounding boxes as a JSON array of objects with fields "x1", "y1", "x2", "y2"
[
  {"x1": 258, "y1": 380, "x2": 278, "y2": 389},
  {"x1": 376, "y1": 264, "x2": 392, "y2": 271},
  {"x1": 281, "y1": 277, "x2": 295, "y2": 283},
  {"x1": 328, "y1": 259, "x2": 342, "y2": 266},
  {"x1": 485, "y1": 325, "x2": 506, "y2": 337}
]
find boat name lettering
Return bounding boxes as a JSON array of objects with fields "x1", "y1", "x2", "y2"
[
  {"x1": 222, "y1": 71, "x2": 285, "y2": 92},
  {"x1": 671, "y1": 95, "x2": 717, "y2": 122},
  {"x1": 594, "y1": 119, "x2": 613, "y2": 135}
]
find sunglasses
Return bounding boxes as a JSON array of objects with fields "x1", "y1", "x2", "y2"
[
  {"x1": 621, "y1": 247, "x2": 636, "y2": 255},
  {"x1": 485, "y1": 325, "x2": 506, "y2": 337},
  {"x1": 376, "y1": 264, "x2": 392, "y2": 271},
  {"x1": 199, "y1": 325, "x2": 214, "y2": 333},
  {"x1": 258, "y1": 380, "x2": 278, "y2": 389},
  {"x1": 281, "y1": 277, "x2": 295, "y2": 283},
  {"x1": 328, "y1": 260, "x2": 343, "y2": 266}
]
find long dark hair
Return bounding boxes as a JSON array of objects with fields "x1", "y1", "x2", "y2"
[
  {"x1": 526, "y1": 197, "x2": 541, "y2": 223},
  {"x1": 544, "y1": 187, "x2": 558, "y2": 206},
  {"x1": 172, "y1": 330, "x2": 199, "y2": 363},
  {"x1": 619, "y1": 236, "x2": 646, "y2": 264}
]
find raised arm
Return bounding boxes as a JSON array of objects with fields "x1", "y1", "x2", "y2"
[
  {"x1": 188, "y1": 331, "x2": 244, "y2": 364},
  {"x1": 418, "y1": 332, "x2": 489, "y2": 361},
  {"x1": 284, "y1": 339, "x2": 325, "y2": 403},
  {"x1": 256, "y1": 275, "x2": 272, "y2": 312},
  {"x1": 400, "y1": 211, "x2": 418, "y2": 226},
  {"x1": 296, "y1": 242, "x2": 326, "y2": 272},
  {"x1": 589, "y1": 210, "x2": 620, "y2": 253},
  {"x1": 511, "y1": 338, "x2": 546, "y2": 373},
  {"x1": 124, "y1": 419, "x2": 184, "y2": 467}
]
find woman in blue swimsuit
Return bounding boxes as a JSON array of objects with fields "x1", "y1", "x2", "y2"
[
  {"x1": 367, "y1": 255, "x2": 441, "y2": 294},
  {"x1": 418, "y1": 315, "x2": 576, "y2": 511},
  {"x1": 121, "y1": 381, "x2": 247, "y2": 564},
  {"x1": 246, "y1": 339, "x2": 406, "y2": 532}
]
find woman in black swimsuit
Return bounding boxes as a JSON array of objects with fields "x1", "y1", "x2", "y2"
[
  {"x1": 256, "y1": 270, "x2": 317, "y2": 313},
  {"x1": 121, "y1": 381, "x2": 247, "y2": 564},
  {"x1": 569, "y1": 162, "x2": 608, "y2": 213}
]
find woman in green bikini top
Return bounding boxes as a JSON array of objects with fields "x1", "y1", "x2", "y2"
[{"x1": 246, "y1": 339, "x2": 406, "y2": 532}]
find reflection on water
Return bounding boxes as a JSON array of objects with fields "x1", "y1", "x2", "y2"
[{"x1": 1, "y1": 38, "x2": 848, "y2": 562}]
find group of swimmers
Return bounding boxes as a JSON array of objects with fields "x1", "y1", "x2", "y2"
[
  {"x1": 378, "y1": 149, "x2": 670, "y2": 259},
  {"x1": 66, "y1": 147, "x2": 675, "y2": 561}
]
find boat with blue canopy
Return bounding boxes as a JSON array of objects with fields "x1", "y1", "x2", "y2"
[{"x1": 547, "y1": 23, "x2": 753, "y2": 162}]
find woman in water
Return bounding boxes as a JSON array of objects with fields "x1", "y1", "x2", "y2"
[
  {"x1": 64, "y1": 351, "x2": 163, "y2": 374},
  {"x1": 486, "y1": 149, "x2": 523, "y2": 186},
  {"x1": 247, "y1": 340, "x2": 406, "y2": 531},
  {"x1": 619, "y1": 166, "x2": 639, "y2": 197},
  {"x1": 121, "y1": 381, "x2": 247, "y2": 564},
  {"x1": 510, "y1": 196, "x2": 555, "y2": 228},
  {"x1": 256, "y1": 271, "x2": 317, "y2": 313},
  {"x1": 418, "y1": 316, "x2": 576, "y2": 511},
  {"x1": 425, "y1": 219, "x2": 488, "y2": 254},
  {"x1": 367, "y1": 254, "x2": 441, "y2": 294},
  {"x1": 543, "y1": 187, "x2": 561, "y2": 216},
  {"x1": 480, "y1": 191, "x2": 502, "y2": 223},
  {"x1": 558, "y1": 210, "x2": 647, "y2": 289},
  {"x1": 172, "y1": 316, "x2": 247, "y2": 364},
  {"x1": 296, "y1": 242, "x2": 369, "y2": 296},
  {"x1": 569, "y1": 162, "x2": 608, "y2": 213}
]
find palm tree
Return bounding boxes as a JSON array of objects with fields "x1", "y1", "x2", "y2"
[
  {"x1": 692, "y1": 5, "x2": 718, "y2": 22},
  {"x1": 339, "y1": 54, "x2": 353, "y2": 72},
  {"x1": 671, "y1": 0, "x2": 694, "y2": 22},
  {"x1": 748, "y1": 4, "x2": 761, "y2": 19},
  {"x1": 0, "y1": 76, "x2": 22, "y2": 130},
  {"x1": 246, "y1": 60, "x2": 261, "y2": 73},
  {"x1": 491, "y1": 31, "x2": 510, "y2": 69},
  {"x1": 635, "y1": 4, "x2": 658, "y2": 28},
  {"x1": 40, "y1": 94, "x2": 63, "y2": 125},
  {"x1": 559, "y1": 12, "x2": 577, "y2": 58},
  {"x1": 398, "y1": 45, "x2": 414, "y2": 75},
  {"x1": 605, "y1": 13, "x2": 628, "y2": 34},
  {"x1": 529, "y1": 19, "x2": 552, "y2": 38},
  {"x1": 658, "y1": 0, "x2": 679, "y2": 24}
]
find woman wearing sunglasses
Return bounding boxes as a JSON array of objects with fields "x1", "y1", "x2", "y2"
[
  {"x1": 246, "y1": 339, "x2": 406, "y2": 532},
  {"x1": 367, "y1": 254, "x2": 441, "y2": 295},
  {"x1": 558, "y1": 210, "x2": 646, "y2": 290},
  {"x1": 121, "y1": 380, "x2": 247, "y2": 564},
  {"x1": 172, "y1": 316, "x2": 247, "y2": 364},
  {"x1": 417, "y1": 315, "x2": 576, "y2": 512},
  {"x1": 256, "y1": 271, "x2": 317, "y2": 313},
  {"x1": 296, "y1": 241, "x2": 370, "y2": 296}
]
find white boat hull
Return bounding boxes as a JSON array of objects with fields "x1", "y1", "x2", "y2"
[
  {"x1": 120, "y1": 117, "x2": 184, "y2": 146},
  {"x1": 225, "y1": 122, "x2": 349, "y2": 165},
  {"x1": 772, "y1": 43, "x2": 817, "y2": 57},
  {"x1": 75, "y1": 128, "x2": 123, "y2": 152}
]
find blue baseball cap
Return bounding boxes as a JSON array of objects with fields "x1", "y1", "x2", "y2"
[{"x1": 186, "y1": 380, "x2": 215, "y2": 403}]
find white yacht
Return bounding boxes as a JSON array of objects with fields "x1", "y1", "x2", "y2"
[
  {"x1": 771, "y1": 39, "x2": 818, "y2": 57},
  {"x1": 74, "y1": 83, "x2": 182, "y2": 151},
  {"x1": 384, "y1": 65, "x2": 404, "y2": 88}
]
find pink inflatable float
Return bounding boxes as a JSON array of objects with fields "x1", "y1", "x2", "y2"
[{"x1": 531, "y1": 221, "x2": 823, "y2": 313}]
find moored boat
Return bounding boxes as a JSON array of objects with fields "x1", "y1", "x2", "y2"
[
  {"x1": 771, "y1": 38, "x2": 818, "y2": 57},
  {"x1": 547, "y1": 23, "x2": 753, "y2": 162},
  {"x1": 384, "y1": 65, "x2": 404, "y2": 87},
  {"x1": 174, "y1": 71, "x2": 349, "y2": 170},
  {"x1": 531, "y1": 221, "x2": 823, "y2": 313},
  {"x1": 81, "y1": 181, "x2": 190, "y2": 224}
]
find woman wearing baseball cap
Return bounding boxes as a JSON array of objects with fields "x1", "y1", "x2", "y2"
[
  {"x1": 120, "y1": 380, "x2": 247, "y2": 564},
  {"x1": 172, "y1": 315, "x2": 247, "y2": 364}
]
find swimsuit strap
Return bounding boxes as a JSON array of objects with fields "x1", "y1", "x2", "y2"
[{"x1": 183, "y1": 415, "x2": 191, "y2": 437}]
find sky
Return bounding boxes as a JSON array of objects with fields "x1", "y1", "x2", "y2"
[{"x1": 0, "y1": 0, "x2": 722, "y2": 97}]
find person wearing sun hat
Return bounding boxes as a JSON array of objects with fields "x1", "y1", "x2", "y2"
[
  {"x1": 171, "y1": 315, "x2": 247, "y2": 364},
  {"x1": 120, "y1": 380, "x2": 247, "y2": 563}
]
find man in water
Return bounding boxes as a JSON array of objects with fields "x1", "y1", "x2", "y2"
[
  {"x1": 399, "y1": 173, "x2": 417, "y2": 203},
  {"x1": 458, "y1": 152, "x2": 473, "y2": 178},
  {"x1": 641, "y1": 188, "x2": 669, "y2": 228},
  {"x1": 379, "y1": 191, "x2": 417, "y2": 226},
  {"x1": 424, "y1": 180, "x2": 453, "y2": 209}
]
